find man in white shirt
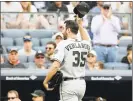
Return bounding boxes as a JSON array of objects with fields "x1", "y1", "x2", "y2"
[
  {"x1": 1, "y1": 2, "x2": 22, "y2": 29},
  {"x1": 91, "y1": 4, "x2": 121, "y2": 63},
  {"x1": 18, "y1": 35, "x2": 36, "y2": 56}
]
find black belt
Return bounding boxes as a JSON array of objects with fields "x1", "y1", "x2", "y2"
[
  {"x1": 94, "y1": 43, "x2": 116, "y2": 47},
  {"x1": 63, "y1": 77, "x2": 84, "y2": 81}
]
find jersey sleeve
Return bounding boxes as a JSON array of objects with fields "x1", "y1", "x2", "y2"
[{"x1": 52, "y1": 41, "x2": 65, "y2": 63}]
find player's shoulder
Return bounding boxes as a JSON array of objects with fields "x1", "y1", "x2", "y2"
[{"x1": 57, "y1": 40, "x2": 68, "y2": 47}]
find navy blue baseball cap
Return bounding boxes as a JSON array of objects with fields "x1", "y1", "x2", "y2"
[
  {"x1": 23, "y1": 35, "x2": 32, "y2": 41},
  {"x1": 35, "y1": 50, "x2": 44, "y2": 57}
]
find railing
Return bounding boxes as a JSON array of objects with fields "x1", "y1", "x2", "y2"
[
  {"x1": 1, "y1": 69, "x2": 132, "y2": 81},
  {"x1": 1, "y1": 12, "x2": 132, "y2": 34}
]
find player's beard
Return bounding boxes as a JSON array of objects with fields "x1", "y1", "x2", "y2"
[{"x1": 62, "y1": 31, "x2": 67, "y2": 40}]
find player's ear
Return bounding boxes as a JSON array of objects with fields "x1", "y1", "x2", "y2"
[{"x1": 66, "y1": 28, "x2": 71, "y2": 33}]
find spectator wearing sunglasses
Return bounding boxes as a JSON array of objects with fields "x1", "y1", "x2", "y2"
[
  {"x1": 29, "y1": 51, "x2": 46, "y2": 69},
  {"x1": 91, "y1": 3, "x2": 121, "y2": 63},
  {"x1": 7, "y1": 90, "x2": 21, "y2": 101},
  {"x1": 45, "y1": 41, "x2": 56, "y2": 68},
  {"x1": 86, "y1": 50, "x2": 104, "y2": 70}
]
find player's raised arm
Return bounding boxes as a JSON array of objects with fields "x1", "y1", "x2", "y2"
[{"x1": 76, "y1": 15, "x2": 90, "y2": 41}]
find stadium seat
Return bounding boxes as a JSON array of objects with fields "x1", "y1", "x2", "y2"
[
  {"x1": 33, "y1": 46, "x2": 45, "y2": 52},
  {"x1": 14, "y1": 38, "x2": 23, "y2": 46},
  {"x1": 32, "y1": 38, "x2": 40, "y2": 46},
  {"x1": 104, "y1": 62, "x2": 129, "y2": 70},
  {"x1": 1, "y1": 37, "x2": 14, "y2": 46},
  {"x1": 6, "y1": 46, "x2": 22, "y2": 53},
  {"x1": 118, "y1": 36, "x2": 132, "y2": 46},
  {"x1": 15, "y1": 38, "x2": 40, "y2": 46},
  {"x1": 118, "y1": 47, "x2": 127, "y2": 55},
  {"x1": 2, "y1": 29, "x2": 26, "y2": 38},
  {"x1": 116, "y1": 54, "x2": 126, "y2": 62},
  {"x1": 40, "y1": 38, "x2": 53, "y2": 46},
  {"x1": 29, "y1": 30, "x2": 54, "y2": 38},
  {"x1": 18, "y1": 55, "x2": 28, "y2": 63}
]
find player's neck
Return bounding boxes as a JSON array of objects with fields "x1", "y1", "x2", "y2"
[{"x1": 67, "y1": 34, "x2": 77, "y2": 39}]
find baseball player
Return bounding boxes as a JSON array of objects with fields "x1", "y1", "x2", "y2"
[{"x1": 43, "y1": 16, "x2": 91, "y2": 101}]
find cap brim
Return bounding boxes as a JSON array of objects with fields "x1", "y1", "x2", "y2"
[
  {"x1": 10, "y1": 50, "x2": 18, "y2": 53},
  {"x1": 24, "y1": 39, "x2": 31, "y2": 41},
  {"x1": 35, "y1": 54, "x2": 44, "y2": 57},
  {"x1": 31, "y1": 93, "x2": 39, "y2": 97}
]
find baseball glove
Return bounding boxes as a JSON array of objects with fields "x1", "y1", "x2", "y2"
[{"x1": 48, "y1": 71, "x2": 63, "y2": 88}]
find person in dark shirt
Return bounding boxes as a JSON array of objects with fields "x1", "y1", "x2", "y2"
[
  {"x1": 121, "y1": 44, "x2": 132, "y2": 64},
  {"x1": 2, "y1": 48, "x2": 26, "y2": 68},
  {"x1": 47, "y1": 1, "x2": 68, "y2": 12}
]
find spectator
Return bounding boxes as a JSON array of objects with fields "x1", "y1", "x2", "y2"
[
  {"x1": 2, "y1": 48, "x2": 26, "y2": 68},
  {"x1": 119, "y1": 2, "x2": 132, "y2": 13},
  {"x1": 0, "y1": 55, "x2": 4, "y2": 64},
  {"x1": 47, "y1": 1, "x2": 68, "y2": 13},
  {"x1": 91, "y1": 4, "x2": 121, "y2": 63},
  {"x1": 1, "y1": 2, "x2": 22, "y2": 29},
  {"x1": 52, "y1": 32, "x2": 64, "y2": 45},
  {"x1": 18, "y1": 35, "x2": 36, "y2": 56},
  {"x1": 31, "y1": 90, "x2": 45, "y2": 101},
  {"x1": 118, "y1": 2, "x2": 132, "y2": 30},
  {"x1": 45, "y1": 41, "x2": 56, "y2": 68},
  {"x1": 32, "y1": 2, "x2": 46, "y2": 11},
  {"x1": 7, "y1": 90, "x2": 21, "y2": 101},
  {"x1": 29, "y1": 51, "x2": 47, "y2": 69},
  {"x1": 20, "y1": 1, "x2": 37, "y2": 12},
  {"x1": 95, "y1": 61, "x2": 104, "y2": 70},
  {"x1": 66, "y1": 2, "x2": 79, "y2": 13},
  {"x1": 86, "y1": 50, "x2": 103, "y2": 70},
  {"x1": 96, "y1": 97, "x2": 107, "y2": 101},
  {"x1": 90, "y1": 1, "x2": 104, "y2": 13},
  {"x1": 104, "y1": 2, "x2": 122, "y2": 13},
  {"x1": 19, "y1": 1, "x2": 37, "y2": 29},
  {"x1": 121, "y1": 44, "x2": 132, "y2": 64}
]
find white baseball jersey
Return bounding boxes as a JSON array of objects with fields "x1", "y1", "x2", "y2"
[{"x1": 52, "y1": 38, "x2": 91, "y2": 78}]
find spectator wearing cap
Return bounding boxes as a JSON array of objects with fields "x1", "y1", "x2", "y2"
[
  {"x1": 2, "y1": 48, "x2": 26, "y2": 68},
  {"x1": 45, "y1": 41, "x2": 56, "y2": 68},
  {"x1": 29, "y1": 51, "x2": 47, "y2": 69},
  {"x1": 121, "y1": 44, "x2": 132, "y2": 64},
  {"x1": 91, "y1": 3, "x2": 121, "y2": 63},
  {"x1": 18, "y1": 35, "x2": 36, "y2": 56},
  {"x1": 86, "y1": 50, "x2": 104, "y2": 70},
  {"x1": 31, "y1": 90, "x2": 45, "y2": 101},
  {"x1": 47, "y1": 1, "x2": 68, "y2": 13},
  {"x1": 52, "y1": 32, "x2": 64, "y2": 45}
]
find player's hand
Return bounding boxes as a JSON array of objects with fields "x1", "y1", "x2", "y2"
[
  {"x1": 75, "y1": 15, "x2": 83, "y2": 27},
  {"x1": 43, "y1": 82, "x2": 54, "y2": 91}
]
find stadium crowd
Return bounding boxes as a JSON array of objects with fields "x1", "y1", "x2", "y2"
[{"x1": 0, "y1": 1, "x2": 132, "y2": 70}]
